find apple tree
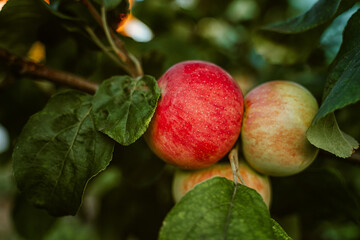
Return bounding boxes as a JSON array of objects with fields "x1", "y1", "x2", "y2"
[{"x1": 0, "y1": 0, "x2": 359, "y2": 239}]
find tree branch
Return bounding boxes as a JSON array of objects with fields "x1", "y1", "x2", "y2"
[
  {"x1": 80, "y1": 0, "x2": 143, "y2": 78},
  {"x1": 0, "y1": 48, "x2": 98, "y2": 94}
]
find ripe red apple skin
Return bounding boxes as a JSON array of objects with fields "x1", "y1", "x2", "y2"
[
  {"x1": 172, "y1": 161, "x2": 272, "y2": 208},
  {"x1": 241, "y1": 81, "x2": 319, "y2": 176},
  {"x1": 144, "y1": 60, "x2": 244, "y2": 169}
]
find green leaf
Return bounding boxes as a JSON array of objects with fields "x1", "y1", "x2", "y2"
[
  {"x1": 307, "y1": 114, "x2": 358, "y2": 158},
  {"x1": 320, "y1": 5, "x2": 360, "y2": 64},
  {"x1": 271, "y1": 219, "x2": 293, "y2": 240},
  {"x1": 253, "y1": 0, "x2": 358, "y2": 64},
  {"x1": 261, "y1": 0, "x2": 354, "y2": 34},
  {"x1": 92, "y1": 75, "x2": 160, "y2": 145},
  {"x1": 12, "y1": 90, "x2": 114, "y2": 216},
  {"x1": 307, "y1": 9, "x2": 360, "y2": 158},
  {"x1": 159, "y1": 177, "x2": 277, "y2": 240},
  {"x1": 0, "y1": 0, "x2": 49, "y2": 55},
  {"x1": 317, "y1": 48, "x2": 360, "y2": 118}
]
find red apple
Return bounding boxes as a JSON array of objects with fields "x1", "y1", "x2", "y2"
[
  {"x1": 172, "y1": 161, "x2": 272, "y2": 208},
  {"x1": 144, "y1": 60, "x2": 244, "y2": 169},
  {"x1": 241, "y1": 81, "x2": 319, "y2": 176}
]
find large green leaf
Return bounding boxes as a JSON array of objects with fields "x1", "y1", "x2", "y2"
[
  {"x1": 92, "y1": 75, "x2": 160, "y2": 145},
  {"x1": 307, "y1": 9, "x2": 360, "y2": 158},
  {"x1": 0, "y1": 0, "x2": 49, "y2": 55},
  {"x1": 159, "y1": 177, "x2": 288, "y2": 240},
  {"x1": 12, "y1": 90, "x2": 114, "y2": 216},
  {"x1": 253, "y1": 0, "x2": 358, "y2": 64}
]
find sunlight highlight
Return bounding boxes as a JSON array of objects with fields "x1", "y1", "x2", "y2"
[
  {"x1": 0, "y1": 0, "x2": 7, "y2": 11},
  {"x1": 116, "y1": 0, "x2": 153, "y2": 42},
  {"x1": 28, "y1": 41, "x2": 46, "y2": 63}
]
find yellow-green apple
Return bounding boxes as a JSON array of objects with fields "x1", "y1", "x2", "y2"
[
  {"x1": 241, "y1": 81, "x2": 319, "y2": 176},
  {"x1": 145, "y1": 60, "x2": 244, "y2": 169},
  {"x1": 172, "y1": 160, "x2": 271, "y2": 208}
]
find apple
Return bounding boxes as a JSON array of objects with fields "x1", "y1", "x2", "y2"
[
  {"x1": 144, "y1": 60, "x2": 244, "y2": 169},
  {"x1": 172, "y1": 160, "x2": 272, "y2": 208},
  {"x1": 241, "y1": 81, "x2": 319, "y2": 176}
]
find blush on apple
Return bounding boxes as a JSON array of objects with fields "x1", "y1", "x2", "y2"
[
  {"x1": 144, "y1": 60, "x2": 244, "y2": 169},
  {"x1": 172, "y1": 160, "x2": 272, "y2": 208},
  {"x1": 241, "y1": 81, "x2": 319, "y2": 176}
]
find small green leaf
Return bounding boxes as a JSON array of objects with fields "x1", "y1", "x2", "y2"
[
  {"x1": 271, "y1": 219, "x2": 293, "y2": 240},
  {"x1": 92, "y1": 75, "x2": 160, "y2": 145},
  {"x1": 254, "y1": 0, "x2": 358, "y2": 65},
  {"x1": 307, "y1": 9, "x2": 360, "y2": 158},
  {"x1": 159, "y1": 177, "x2": 276, "y2": 240},
  {"x1": 12, "y1": 90, "x2": 114, "y2": 216},
  {"x1": 307, "y1": 114, "x2": 358, "y2": 158}
]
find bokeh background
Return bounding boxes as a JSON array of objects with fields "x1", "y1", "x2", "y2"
[{"x1": 1, "y1": 0, "x2": 360, "y2": 239}]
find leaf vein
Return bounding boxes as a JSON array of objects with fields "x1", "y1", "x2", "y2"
[{"x1": 49, "y1": 105, "x2": 92, "y2": 201}]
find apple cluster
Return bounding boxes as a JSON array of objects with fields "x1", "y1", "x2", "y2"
[{"x1": 144, "y1": 60, "x2": 318, "y2": 205}]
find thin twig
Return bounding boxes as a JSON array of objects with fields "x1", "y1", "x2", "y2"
[
  {"x1": 101, "y1": 6, "x2": 127, "y2": 62},
  {"x1": 85, "y1": 26, "x2": 127, "y2": 69},
  {"x1": 80, "y1": 0, "x2": 143, "y2": 77},
  {"x1": 0, "y1": 48, "x2": 98, "y2": 94}
]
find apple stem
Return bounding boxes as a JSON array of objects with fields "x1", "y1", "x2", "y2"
[{"x1": 229, "y1": 143, "x2": 247, "y2": 186}]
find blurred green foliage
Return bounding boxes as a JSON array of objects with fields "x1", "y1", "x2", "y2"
[{"x1": 0, "y1": 0, "x2": 360, "y2": 239}]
